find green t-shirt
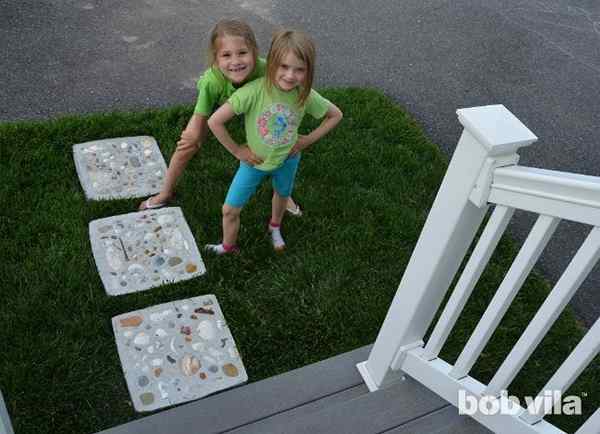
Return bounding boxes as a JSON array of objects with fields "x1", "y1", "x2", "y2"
[
  {"x1": 193, "y1": 57, "x2": 267, "y2": 116},
  {"x1": 228, "y1": 78, "x2": 331, "y2": 171}
]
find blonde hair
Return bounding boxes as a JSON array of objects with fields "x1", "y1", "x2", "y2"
[
  {"x1": 266, "y1": 30, "x2": 315, "y2": 106},
  {"x1": 208, "y1": 19, "x2": 259, "y2": 66}
]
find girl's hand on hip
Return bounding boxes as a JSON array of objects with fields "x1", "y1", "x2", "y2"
[
  {"x1": 289, "y1": 135, "x2": 311, "y2": 156},
  {"x1": 235, "y1": 146, "x2": 264, "y2": 166}
]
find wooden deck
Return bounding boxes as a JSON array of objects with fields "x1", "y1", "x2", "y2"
[{"x1": 98, "y1": 345, "x2": 490, "y2": 434}]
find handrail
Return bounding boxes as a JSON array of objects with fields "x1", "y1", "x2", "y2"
[{"x1": 358, "y1": 105, "x2": 599, "y2": 434}]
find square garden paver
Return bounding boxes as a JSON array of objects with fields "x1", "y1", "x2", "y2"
[
  {"x1": 89, "y1": 207, "x2": 206, "y2": 295},
  {"x1": 73, "y1": 136, "x2": 167, "y2": 200},
  {"x1": 112, "y1": 294, "x2": 248, "y2": 412}
]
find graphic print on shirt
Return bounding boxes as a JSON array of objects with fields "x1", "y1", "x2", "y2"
[{"x1": 257, "y1": 103, "x2": 299, "y2": 148}]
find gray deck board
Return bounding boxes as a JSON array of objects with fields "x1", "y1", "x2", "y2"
[
  {"x1": 229, "y1": 376, "x2": 448, "y2": 434},
  {"x1": 98, "y1": 345, "x2": 372, "y2": 434},
  {"x1": 384, "y1": 406, "x2": 492, "y2": 434},
  {"x1": 98, "y1": 345, "x2": 490, "y2": 434}
]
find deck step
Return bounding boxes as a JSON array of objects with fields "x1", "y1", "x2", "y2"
[
  {"x1": 98, "y1": 345, "x2": 490, "y2": 434},
  {"x1": 98, "y1": 345, "x2": 372, "y2": 434},
  {"x1": 227, "y1": 375, "x2": 449, "y2": 434}
]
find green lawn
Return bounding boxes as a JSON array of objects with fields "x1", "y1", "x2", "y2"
[{"x1": 0, "y1": 89, "x2": 597, "y2": 433}]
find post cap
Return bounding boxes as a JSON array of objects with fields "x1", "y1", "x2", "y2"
[{"x1": 457, "y1": 105, "x2": 538, "y2": 155}]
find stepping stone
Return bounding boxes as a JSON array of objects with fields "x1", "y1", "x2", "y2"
[
  {"x1": 89, "y1": 207, "x2": 206, "y2": 295},
  {"x1": 112, "y1": 294, "x2": 248, "y2": 412},
  {"x1": 73, "y1": 136, "x2": 167, "y2": 200}
]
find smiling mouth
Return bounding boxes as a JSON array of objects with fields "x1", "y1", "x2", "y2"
[{"x1": 229, "y1": 65, "x2": 247, "y2": 73}]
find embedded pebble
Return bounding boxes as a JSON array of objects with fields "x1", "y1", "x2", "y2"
[
  {"x1": 138, "y1": 376, "x2": 150, "y2": 387},
  {"x1": 208, "y1": 365, "x2": 218, "y2": 373},
  {"x1": 222, "y1": 363, "x2": 239, "y2": 377},
  {"x1": 140, "y1": 392, "x2": 154, "y2": 405},
  {"x1": 186, "y1": 263, "x2": 198, "y2": 273},
  {"x1": 120, "y1": 315, "x2": 143, "y2": 328},
  {"x1": 168, "y1": 257, "x2": 183, "y2": 267}
]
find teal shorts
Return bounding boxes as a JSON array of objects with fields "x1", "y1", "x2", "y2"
[{"x1": 225, "y1": 154, "x2": 301, "y2": 208}]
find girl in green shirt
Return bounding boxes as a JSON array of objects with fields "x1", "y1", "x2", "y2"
[
  {"x1": 138, "y1": 19, "x2": 302, "y2": 215},
  {"x1": 205, "y1": 30, "x2": 343, "y2": 255}
]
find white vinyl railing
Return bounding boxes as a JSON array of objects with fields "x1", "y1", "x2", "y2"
[
  {"x1": 0, "y1": 390, "x2": 13, "y2": 434},
  {"x1": 357, "y1": 105, "x2": 600, "y2": 434}
]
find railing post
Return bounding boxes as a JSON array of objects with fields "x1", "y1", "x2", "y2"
[
  {"x1": 0, "y1": 390, "x2": 14, "y2": 434},
  {"x1": 357, "y1": 105, "x2": 537, "y2": 390}
]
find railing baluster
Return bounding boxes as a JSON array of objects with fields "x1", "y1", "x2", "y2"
[
  {"x1": 520, "y1": 317, "x2": 600, "y2": 425},
  {"x1": 449, "y1": 214, "x2": 560, "y2": 380},
  {"x1": 485, "y1": 227, "x2": 600, "y2": 396},
  {"x1": 575, "y1": 408, "x2": 600, "y2": 434},
  {"x1": 423, "y1": 205, "x2": 515, "y2": 361}
]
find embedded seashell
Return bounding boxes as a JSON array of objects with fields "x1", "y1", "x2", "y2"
[
  {"x1": 98, "y1": 225, "x2": 112, "y2": 234},
  {"x1": 208, "y1": 347, "x2": 223, "y2": 358},
  {"x1": 120, "y1": 315, "x2": 143, "y2": 328},
  {"x1": 120, "y1": 142, "x2": 129, "y2": 149},
  {"x1": 203, "y1": 355, "x2": 216, "y2": 365},
  {"x1": 197, "y1": 321, "x2": 215, "y2": 340},
  {"x1": 147, "y1": 346, "x2": 154, "y2": 354},
  {"x1": 134, "y1": 333, "x2": 150, "y2": 346},
  {"x1": 191, "y1": 342, "x2": 206, "y2": 352},
  {"x1": 158, "y1": 382, "x2": 168, "y2": 399},
  {"x1": 150, "y1": 310, "x2": 171, "y2": 321},
  {"x1": 106, "y1": 247, "x2": 122, "y2": 270},
  {"x1": 157, "y1": 214, "x2": 174, "y2": 225},
  {"x1": 181, "y1": 355, "x2": 201, "y2": 376},
  {"x1": 128, "y1": 264, "x2": 145, "y2": 274},
  {"x1": 155, "y1": 328, "x2": 167, "y2": 337},
  {"x1": 151, "y1": 358, "x2": 163, "y2": 366}
]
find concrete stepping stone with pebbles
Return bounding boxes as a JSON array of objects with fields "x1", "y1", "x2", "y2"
[
  {"x1": 112, "y1": 294, "x2": 247, "y2": 412},
  {"x1": 73, "y1": 136, "x2": 167, "y2": 200},
  {"x1": 89, "y1": 207, "x2": 206, "y2": 295}
]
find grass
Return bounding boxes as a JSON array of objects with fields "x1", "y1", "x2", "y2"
[{"x1": 0, "y1": 88, "x2": 598, "y2": 433}]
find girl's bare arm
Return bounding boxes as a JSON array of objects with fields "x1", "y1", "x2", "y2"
[
  {"x1": 289, "y1": 103, "x2": 343, "y2": 155},
  {"x1": 207, "y1": 103, "x2": 264, "y2": 165}
]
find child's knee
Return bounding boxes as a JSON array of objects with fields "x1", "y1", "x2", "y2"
[{"x1": 222, "y1": 204, "x2": 241, "y2": 219}]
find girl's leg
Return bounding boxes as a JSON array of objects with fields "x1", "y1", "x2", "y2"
[
  {"x1": 269, "y1": 155, "x2": 301, "y2": 251},
  {"x1": 271, "y1": 192, "x2": 288, "y2": 226},
  {"x1": 205, "y1": 162, "x2": 265, "y2": 255},
  {"x1": 140, "y1": 115, "x2": 208, "y2": 209},
  {"x1": 222, "y1": 204, "x2": 242, "y2": 246}
]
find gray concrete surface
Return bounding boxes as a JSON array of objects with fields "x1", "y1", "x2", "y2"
[{"x1": 2, "y1": 0, "x2": 600, "y2": 326}]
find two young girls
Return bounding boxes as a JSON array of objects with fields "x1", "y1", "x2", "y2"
[
  {"x1": 139, "y1": 19, "x2": 301, "y2": 216},
  {"x1": 205, "y1": 29, "x2": 342, "y2": 254},
  {"x1": 143, "y1": 18, "x2": 342, "y2": 254}
]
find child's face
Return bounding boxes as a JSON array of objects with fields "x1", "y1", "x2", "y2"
[
  {"x1": 215, "y1": 36, "x2": 255, "y2": 85},
  {"x1": 274, "y1": 51, "x2": 306, "y2": 92}
]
